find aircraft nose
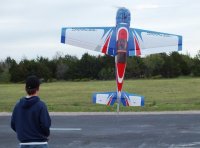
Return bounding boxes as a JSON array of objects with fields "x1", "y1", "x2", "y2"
[{"x1": 116, "y1": 7, "x2": 131, "y2": 26}]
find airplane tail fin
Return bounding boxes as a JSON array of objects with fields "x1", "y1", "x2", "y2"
[{"x1": 92, "y1": 91, "x2": 144, "y2": 106}]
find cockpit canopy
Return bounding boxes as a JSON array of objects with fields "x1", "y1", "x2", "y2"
[
  {"x1": 117, "y1": 39, "x2": 127, "y2": 63},
  {"x1": 117, "y1": 39, "x2": 127, "y2": 51}
]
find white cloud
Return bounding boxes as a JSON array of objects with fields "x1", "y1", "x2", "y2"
[
  {"x1": 0, "y1": 0, "x2": 200, "y2": 60},
  {"x1": 135, "y1": 4, "x2": 160, "y2": 10}
]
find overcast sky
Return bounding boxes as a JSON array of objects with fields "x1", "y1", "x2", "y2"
[{"x1": 0, "y1": 0, "x2": 200, "y2": 61}]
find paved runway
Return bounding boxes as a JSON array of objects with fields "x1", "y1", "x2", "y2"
[{"x1": 1, "y1": 112, "x2": 200, "y2": 148}]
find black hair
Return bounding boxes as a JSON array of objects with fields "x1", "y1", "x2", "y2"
[
  {"x1": 26, "y1": 88, "x2": 39, "y2": 95},
  {"x1": 25, "y1": 75, "x2": 40, "y2": 95}
]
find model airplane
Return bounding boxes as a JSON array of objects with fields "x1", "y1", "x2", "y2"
[{"x1": 61, "y1": 7, "x2": 182, "y2": 112}]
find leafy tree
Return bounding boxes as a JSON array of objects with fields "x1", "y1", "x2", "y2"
[
  {"x1": 62, "y1": 55, "x2": 79, "y2": 80},
  {"x1": 9, "y1": 63, "x2": 26, "y2": 82},
  {"x1": 192, "y1": 51, "x2": 200, "y2": 76},
  {"x1": 192, "y1": 58, "x2": 200, "y2": 76},
  {"x1": 160, "y1": 53, "x2": 181, "y2": 78},
  {"x1": 56, "y1": 63, "x2": 68, "y2": 80},
  {"x1": 98, "y1": 67, "x2": 115, "y2": 80},
  {"x1": 4, "y1": 50, "x2": 200, "y2": 82},
  {"x1": 0, "y1": 65, "x2": 3, "y2": 74},
  {"x1": 144, "y1": 54, "x2": 164, "y2": 77},
  {"x1": 76, "y1": 53, "x2": 101, "y2": 79},
  {"x1": 126, "y1": 57, "x2": 146, "y2": 78},
  {"x1": 170, "y1": 52, "x2": 191, "y2": 76},
  {"x1": 180, "y1": 54, "x2": 192, "y2": 75}
]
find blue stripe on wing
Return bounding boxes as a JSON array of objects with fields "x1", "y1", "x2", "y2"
[
  {"x1": 61, "y1": 28, "x2": 67, "y2": 43},
  {"x1": 178, "y1": 36, "x2": 182, "y2": 51}
]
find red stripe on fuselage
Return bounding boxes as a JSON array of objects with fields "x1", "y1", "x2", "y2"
[
  {"x1": 116, "y1": 28, "x2": 128, "y2": 93},
  {"x1": 117, "y1": 81, "x2": 123, "y2": 92},
  {"x1": 117, "y1": 63, "x2": 126, "y2": 78},
  {"x1": 118, "y1": 28, "x2": 128, "y2": 40},
  {"x1": 116, "y1": 63, "x2": 126, "y2": 92}
]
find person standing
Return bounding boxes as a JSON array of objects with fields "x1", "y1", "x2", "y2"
[{"x1": 11, "y1": 75, "x2": 51, "y2": 148}]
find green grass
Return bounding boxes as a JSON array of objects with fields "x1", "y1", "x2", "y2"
[{"x1": 1, "y1": 78, "x2": 200, "y2": 112}]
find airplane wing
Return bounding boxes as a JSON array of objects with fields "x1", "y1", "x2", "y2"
[
  {"x1": 127, "y1": 28, "x2": 182, "y2": 56},
  {"x1": 61, "y1": 27, "x2": 117, "y2": 56}
]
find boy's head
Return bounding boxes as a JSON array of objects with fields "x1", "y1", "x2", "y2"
[{"x1": 25, "y1": 75, "x2": 40, "y2": 95}]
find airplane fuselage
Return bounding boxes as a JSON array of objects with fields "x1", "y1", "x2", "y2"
[{"x1": 115, "y1": 8, "x2": 131, "y2": 100}]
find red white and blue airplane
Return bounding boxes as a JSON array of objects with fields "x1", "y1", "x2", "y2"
[{"x1": 61, "y1": 7, "x2": 182, "y2": 112}]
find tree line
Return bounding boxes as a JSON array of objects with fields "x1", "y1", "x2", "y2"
[{"x1": 0, "y1": 51, "x2": 200, "y2": 83}]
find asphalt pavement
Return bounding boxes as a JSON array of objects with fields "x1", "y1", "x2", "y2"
[{"x1": 1, "y1": 112, "x2": 200, "y2": 148}]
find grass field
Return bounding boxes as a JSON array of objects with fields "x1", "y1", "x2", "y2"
[{"x1": 1, "y1": 78, "x2": 200, "y2": 112}]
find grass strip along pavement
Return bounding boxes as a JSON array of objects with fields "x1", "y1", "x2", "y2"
[{"x1": 0, "y1": 78, "x2": 200, "y2": 112}]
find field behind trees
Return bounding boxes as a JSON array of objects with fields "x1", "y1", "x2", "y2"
[{"x1": 1, "y1": 78, "x2": 200, "y2": 112}]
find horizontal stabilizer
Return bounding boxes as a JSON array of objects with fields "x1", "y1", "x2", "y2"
[
  {"x1": 93, "y1": 91, "x2": 144, "y2": 107},
  {"x1": 92, "y1": 92, "x2": 117, "y2": 106},
  {"x1": 121, "y1": 92, "x2": 144, "y2": 106}
]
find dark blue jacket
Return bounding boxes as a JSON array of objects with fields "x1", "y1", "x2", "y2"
[{"x1": 11, "y1": 96, "x2": 51, "y2": 142}]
